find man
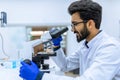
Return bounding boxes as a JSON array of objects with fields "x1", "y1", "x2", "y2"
[{"x1": 19, "y1": 0, "x2": 120, "y2": 80}]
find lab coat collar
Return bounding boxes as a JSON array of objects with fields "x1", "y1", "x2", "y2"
[{"x1": 85, "y1": 30, "x2": 102, "y2": 49}]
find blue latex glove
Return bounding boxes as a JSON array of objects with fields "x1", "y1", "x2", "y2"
[
  {"x1": 52, "y1": 36, "x2": 62, "y2": 46},
  {"x1": 19, "y1": 61, "x2": 43, "y2": 80}
]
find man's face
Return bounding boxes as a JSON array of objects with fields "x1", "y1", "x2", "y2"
[{"x1": 71, "y1": 12, "x2": 90, "y2": 42}]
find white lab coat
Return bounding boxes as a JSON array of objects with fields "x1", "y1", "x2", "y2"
[{"x1": 42, "y1": 31, "x2": 120, "y2": 80}]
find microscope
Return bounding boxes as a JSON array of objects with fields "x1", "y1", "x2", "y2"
[
  {"x1": 24, "y1": 27, "x2": 68, "y2": 73},
  {"x1": 32, "y1": 52, "x2": 56, "y2": 73}
]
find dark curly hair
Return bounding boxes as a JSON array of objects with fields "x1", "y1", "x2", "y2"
[{"x1": 68, "y1": 0, "x2": 102, "y2": 29}]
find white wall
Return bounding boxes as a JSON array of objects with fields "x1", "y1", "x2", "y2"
[
  {"x1": 66, "y1": 26, "x2": 81, "y2": 56},
  {"x1": 0, "y1": 0, "x2": 72, "y2": 25},
  {"x1": 97, "y1": 0, "x2": 120, "y2": 40}
]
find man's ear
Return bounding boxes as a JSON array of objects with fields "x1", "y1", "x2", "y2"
[{"x1": 87, "y1": 20, "x2": 95, "y2": 29}]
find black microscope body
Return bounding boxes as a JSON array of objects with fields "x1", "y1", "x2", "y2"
[{"x1": 32, "y1": 52, "x2": 56, "y2": 73}]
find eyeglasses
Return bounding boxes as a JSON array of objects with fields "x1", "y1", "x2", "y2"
[{"x1": 71, "y1": 21, "x2": 87, "y2": 28}]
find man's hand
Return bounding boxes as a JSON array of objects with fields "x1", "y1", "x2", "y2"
[
  {"x1": 19, "y1": 61, "x2": 43, "y2": 80},
  {"x1": 52, "y1": 36, "x2": 62, "y2": 46}
]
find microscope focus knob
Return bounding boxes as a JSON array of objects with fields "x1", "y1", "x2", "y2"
[{"x1": 23, "y1": 59, "x2": 31, "y2": 65}]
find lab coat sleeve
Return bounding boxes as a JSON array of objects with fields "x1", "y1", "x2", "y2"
[
  {"x1": 52, "y1": 48, "x2": 80, "y2": 72},
  {"x1": 43, "y1": 44, "x2": 120, "y2": 80}
]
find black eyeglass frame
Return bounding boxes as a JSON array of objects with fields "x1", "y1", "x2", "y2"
[{"x1": 71, "y1": 20, "x2": 88, "y2": 28}]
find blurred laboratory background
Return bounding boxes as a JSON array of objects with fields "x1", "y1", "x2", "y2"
[{"x1": 0, "y1": 0, "x2": 120, "y2": 79}]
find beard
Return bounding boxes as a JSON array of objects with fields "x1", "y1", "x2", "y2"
[{"x1": 75, "y1": 24, "x2": 90, "y2": 42}]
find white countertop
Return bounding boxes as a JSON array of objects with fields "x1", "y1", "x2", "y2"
[
  {"x1": 0, "y1": 67, "x2": 23, "y2": 80},
  {"x1": 0, "y1": 58, "x2": 64, "y2": 80}
]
